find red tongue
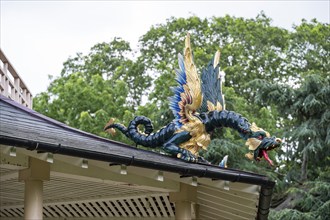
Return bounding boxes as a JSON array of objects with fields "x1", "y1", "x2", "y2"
[{"x1": 262, "y1": 150, "x2": 274, "y2": 166}]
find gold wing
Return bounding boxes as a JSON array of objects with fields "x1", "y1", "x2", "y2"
[{"x1": 170, "y1": 33, "x2": 203, "y2": 127}]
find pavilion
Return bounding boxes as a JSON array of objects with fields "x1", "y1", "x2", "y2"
[{"x1": 0, "y1": 48, "x2": 274, "y2": 220}]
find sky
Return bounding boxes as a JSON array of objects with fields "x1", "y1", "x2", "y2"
[{"x1": 1, "y1": 1, "x2": 329, "y2": 96}]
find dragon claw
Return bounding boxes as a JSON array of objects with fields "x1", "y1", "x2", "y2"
[
  {"x1": 177, "y1": 149, "x2": 211, "y2": 164},
  {"x1": 178, "y1": 149, "x2": 198, "y2": 162}
]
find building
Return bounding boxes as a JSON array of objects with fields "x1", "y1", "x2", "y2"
[{"x1": 0, "y1": 49, "x2": 274, "y2": 220}]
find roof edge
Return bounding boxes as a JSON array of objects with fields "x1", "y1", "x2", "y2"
[{"x1": 0, "y1": 134, "x2": 275, "y2": 188}]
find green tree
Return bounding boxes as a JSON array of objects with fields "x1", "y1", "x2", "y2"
[
  {"x1": 252, "y1": 20, "x2": 330, "y2": 182},
  {"x1": 252, "y1": 19, "x2": 330, "y2": 219},
  {"x1": 140, "y1": 13, "x2": 289, "y2": 104},
  {"x1": 33, "y1": 38, "x2": 151, "y2": 144}
]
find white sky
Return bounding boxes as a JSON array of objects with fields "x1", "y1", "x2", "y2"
[{"x1": 1, "y1": 1, "x2": 329, "y2": 96}]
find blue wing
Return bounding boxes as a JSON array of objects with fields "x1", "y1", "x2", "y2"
[
  {"x1": 169, "y1": 54, "x2": 186, "y2": 128},
  {"x1": 200, "y1": 51, "x2": 225, "y2": 113}
]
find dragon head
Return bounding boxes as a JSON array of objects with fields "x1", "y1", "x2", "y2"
[{"x1": 245, "y1": 123, "x2": 281, "y2": 166}]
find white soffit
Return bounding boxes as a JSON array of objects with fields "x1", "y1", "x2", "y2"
[{"x1": 0, "y1": 145, "x2": 260, "y2": 219}]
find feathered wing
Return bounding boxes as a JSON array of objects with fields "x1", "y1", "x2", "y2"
[
  {"x1": 200, "y1": 50, "x2": 225, "y2": 113},
  {"x1": 169, "y1": 33, "x2": 203, "y2": 128}
]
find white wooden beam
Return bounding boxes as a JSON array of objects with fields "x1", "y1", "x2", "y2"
[
  {"x1": 49, "y1": 156, "x2": 179, "y2": 192},
  {"x1": 7, "y1": 147, "x2": 180, "y2": 192},
  {"x1": 0, "y1": 146, "x2": 29, "y2": 168}
]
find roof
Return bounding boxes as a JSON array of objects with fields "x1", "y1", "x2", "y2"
[{"x1": 0, "y1": 95, "x2": 274, "y2": 219}]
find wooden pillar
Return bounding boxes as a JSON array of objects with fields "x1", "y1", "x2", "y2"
[
  {"x1": 19, "y1": 157, "x2": 50, "y2": 220},
  {"x1": 169, "y1": 183, "x2": 197, "y2": 220},
  {"x1": 24, "y1": 179, "x2": 43, "y2": 218},
  {"x1": 174, "y1": 200, "x2": 192, "y2": 220}
]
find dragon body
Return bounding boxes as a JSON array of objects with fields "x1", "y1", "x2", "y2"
[{"x1": 105, "y1": 34, "x2": 281, "y2": 166}]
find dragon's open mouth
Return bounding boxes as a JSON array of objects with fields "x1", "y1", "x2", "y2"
[
  {"x1": 256, "y1": 149, "x2": 274, "y2": 166},
  {"x1": 254, "y1": 138, "x2": 281, "y2": 166}
]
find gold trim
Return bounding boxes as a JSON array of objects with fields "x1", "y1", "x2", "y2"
[
  {"x1": 213, "y1": 50, "x2": 221, "y2": 68},
  {"x1": 245, "y1": 138, "x2": 261, "y2": 151},
  {"x1": 250, "y1": 122, "x2": 270, "y2": 137},
  {"x1": 104, "y1": 118, "x2": 116, "y2": 136}
]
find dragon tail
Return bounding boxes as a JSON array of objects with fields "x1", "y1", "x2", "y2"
[
  {"x1": 104, "y1": 118, "x2": 130, "y2": 138},
  {"x1": 105, "y1": 116, "x2": 177, "y2": 148}
]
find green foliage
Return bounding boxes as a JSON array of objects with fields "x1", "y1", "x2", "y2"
[
  {"x1": 251, "y1": 19, "x2": 330, "y2": 219},
  {"x1": 33, "y1": 38, "x2": 151, "y2": 143},
  {"x1": 139, "y1": 14, "x2": 289, "y2": 126},
  {"x1": 269, "y1": 209, "x2": 313, "y2": 220},
  {"x1": 270, "y1": 181, "x2": 330, "y2": 220}
]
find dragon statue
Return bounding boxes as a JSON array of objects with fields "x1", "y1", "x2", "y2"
[{"x1": 105, "y1": 33, "x2": 281, "y2": 166}]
